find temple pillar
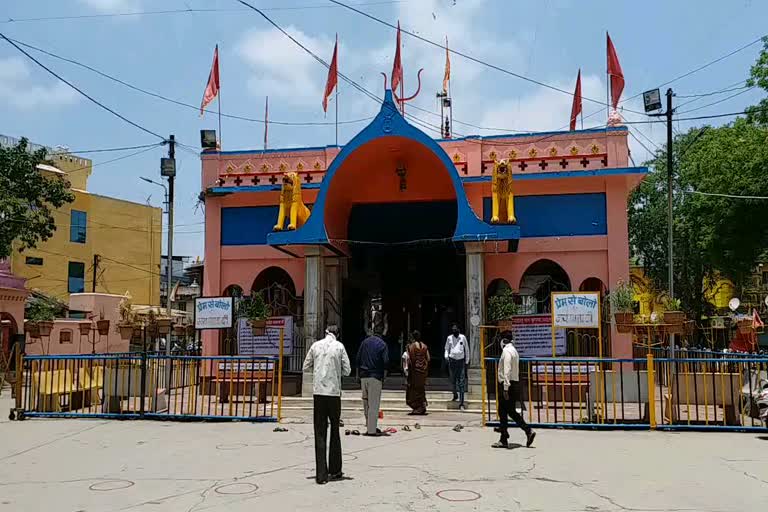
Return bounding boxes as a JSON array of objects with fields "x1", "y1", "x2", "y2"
[
  {"x1": 465, "y1": 242, "x2": 485, "y2": 395},
  {"x1": 324, "y1": 257, "x2": 342, "y2": 328},
  {"x1": 302, "y1": 246, "x2": 325, "y2": 396}
]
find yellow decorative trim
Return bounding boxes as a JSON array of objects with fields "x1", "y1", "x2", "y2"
[
  {"x1": 313, "y1": 161, "x2": 322, "y2": 170},
  {"x1": 278, "y1": 162, "x2": 287, "y2": 172},
  {"x1": 507, "y1": 150, "x2": 517, "y2": 159},
  {"x1": 489, "y1": 150, "x2": 497, "y2": 161},
  {"x1": 591, "y1": 144, "x2": 600, "y2": 154},
  {"x1": 225, "y1": 165, "x2": 234, "y2": 174},
  {"x1": 570, "y1": 146, "x2": 579, "y2": 156},
  {"x1": 296, "y1": 162, "x2": 304, "y2": 171},
  {"x1": 548, "y1": 147, "x2": 558, "y2": 157},
  {"x1": 528, "y1": 147, "x2": 537, "y2": 158},
  {"x1": 453, "y1": 153, "x2": 461, "y2": 163},
  {"x1": 260, "y1": 163, "x2": 270, "y2": 172},
  {"x1": 243, "y1": 164, "x2": 252, "y2": 173}
]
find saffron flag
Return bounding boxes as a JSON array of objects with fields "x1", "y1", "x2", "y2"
[
  {"x1": 606, "y1": 33, "x2": 624, "y2": 109},
  {"x1": 753, "y1": 309, "x2": 764, "y2": 329},
  {"x1": 442, "y1": 36, "x2": 450, "y2": 94},
  {"x1": 322, "y1": 35, "x2": 338, "y2": 113},
  {"x1": 391, "y1": 21, "x2": 403, "y2": 95},
  {"x1": 570, "y1": 69, "x2": 582, "y2": 131},
  {"x1": 200, "y1": 45, "x2": 220, "y2": 116}
]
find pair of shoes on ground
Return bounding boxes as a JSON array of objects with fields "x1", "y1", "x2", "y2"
[
  {"x1": 345, "y1": 429, "x2": 360, "y2": 436},
  {"x1": 491, "y1": 431, "x2": 536, "y2": 449},
  {"x1": 316, "y1": 472, "x2": 344, "y2": 485},
  {"x1": 452, "y1": 424, "x2": 465, "y2": 432}
]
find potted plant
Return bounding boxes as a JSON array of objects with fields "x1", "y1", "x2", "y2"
[
  {"x1": 26, "y1": 300, "x2": 56, "y2": 337},
  {"x1": 173, "y1": 323, "x2": 186, "y2": 335},
  {"x1": 79, "y1": 321, "x2": 92, "y2": 335},
  {"x1": 25, "y1": 321, "x2": 40, "y2": 339},
  {"x1": 610, "y1": 280, "x2": 635, "y2": 333},
  {"x1": 157, "y1": 318, "x2": 172, "y2": 335},
  {"x1": 239, "y1": 292, "x2": 270, "y2": 335},
  {"x1": 116, "y1": 297, "x2": 137, "y2": 340},
  {"x1": 96, "y1": 310, "x2": 110, "y2": 336},
  {"x1": 662, "y1": 297, "x2": 685, "y2": 334},
  {"x1": 487, "y1": 288, "x2": 518, "y2": 332}
]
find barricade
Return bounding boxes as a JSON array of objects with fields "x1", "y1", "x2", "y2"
[{"x1": 12, "y1": 353, "x2": 283, "y2": 422}]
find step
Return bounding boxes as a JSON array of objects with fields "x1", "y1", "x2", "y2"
[{"x1": 281, "y1": 395, "x2": 484, "y2": 412}]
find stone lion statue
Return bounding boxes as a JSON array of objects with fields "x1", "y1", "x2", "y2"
[
  {"x1": 273, "y1": 171, "x2": 310, "y2": 231},
  {"x1": 491, "y1": 159, "x2": 516, "y2": 224}
]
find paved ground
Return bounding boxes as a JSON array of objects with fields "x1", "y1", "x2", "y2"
[{"x1": 1, "y1": 395, "x2": 767, "y2": 512}]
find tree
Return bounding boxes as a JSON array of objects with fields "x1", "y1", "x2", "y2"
[
  {"x1": 629, "y1": 119, "x2": 768, "y2": 324},
  {"x1": 746, "y1": 36, "x2": 768, "y2": 126},
  {"x1": 0, "y1": 138, "x2": 75, "y2": 259}
]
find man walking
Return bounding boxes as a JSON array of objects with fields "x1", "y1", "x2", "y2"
[
  {"x1": 493, "y1": 332, "x2": 535, "y2": 449},
  {"x1": 356, "y1": 325, "x2": 389, "y2": 436},
  {"x1": 444, "y1": 323, "x2": 469, "y2": 410},
  {"x1": 303, "y1": 325, "x2": 351, "y2": 484}
]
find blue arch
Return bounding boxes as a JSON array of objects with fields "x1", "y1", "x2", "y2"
[{"x1": 267, "y1": 90, "x2": 520, "y2": 247}]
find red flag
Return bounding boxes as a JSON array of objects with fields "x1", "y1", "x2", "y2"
[
  {"x1": 263, "y1": 96, "x2": 268, "y2": 150},
  {"x1": 606, "y1": 33, "x2": 624, "y2": 109},
  {"x1": 391, "y1": 21, "x2": 403, "y2": 96},
  {"x1": 570, "y1": 69, "x2": 582, "y2": 131},
  {"x1": 442, "y1": 36, "x2": 450, "y2": 94},
  {"x1": 200, "y1": 45, "x2": 220, "y2": 116},
  {"x1": 753, "y1": 309, "x2": 764, "y2": 329},
  {"x1": 323, "y1": 36, "x2": 338, "y2": 113}
]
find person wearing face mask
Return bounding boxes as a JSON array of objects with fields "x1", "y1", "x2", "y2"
[
  {"x1": 493, "y1": 332, "x2": 535, "y2": 449},
  {"x1": 444, "y1": 323, "x2": 469, "y2": 411}
]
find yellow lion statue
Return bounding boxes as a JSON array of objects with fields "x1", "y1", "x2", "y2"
[
  {"x1": 491, "y1": 159, "x2": 516, "y2": 224},
  {"x1": 273, "y1": 172, "x2": 310, "y2": 231}
]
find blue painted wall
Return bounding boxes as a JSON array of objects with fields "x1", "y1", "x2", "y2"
[
  {"x1": 221, "y1": 206, "x2": 279, "y2": 245},
  {"x1": 482, "y1": 193, "x2": 607, "y2": 237}
]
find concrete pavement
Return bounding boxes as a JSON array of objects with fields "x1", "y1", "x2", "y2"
[{"x1": 1, "y1": 395, "x2": 767, "y2": 512}]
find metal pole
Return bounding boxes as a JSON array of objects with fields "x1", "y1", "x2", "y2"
[
  {"x1": 666, "y1": 88, "x2": 676, "y2": 360},
  {"x1": 166, "y1": 135, "x2": 176, "y2": 396},
  {"x1": 92, "y1": 254, "x2": 99, "y2": 292}
]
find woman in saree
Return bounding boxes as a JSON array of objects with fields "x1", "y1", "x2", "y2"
[{"x1": 404, "y1": 330, "x2": 430, "y2": 415}]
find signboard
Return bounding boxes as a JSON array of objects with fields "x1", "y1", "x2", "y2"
[
  {"x1": 237, "y1": 316, "x2": 293, "y2": 356},
  {"x1": 552, "y1": 292, "x2": 600, "y2": 329},
  {"x1": 194, "y1": 297, "x2": 233, "y2": 330},
  {"x1": 510, "y1": 315, "x2": 566, "y2": 357}
]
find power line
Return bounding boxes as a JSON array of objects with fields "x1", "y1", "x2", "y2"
[
  {"x1": 686, "y1": 190, "x2": 768, "y2": 200},
  {"x1": 61, "y1": 144, "x2": 164, "y2": 174},
  {"x1": 676, "y1": 82, "x2": 748, "y2": 99},
  {"x1": 0, "y1": 32, "x2": 166, "y2": 141},
  {"x1": 8, "y1": 37, "x2": 373, "y2": 127},
  {"x1": 621, "y1": 105, "x2": 768, "y2": 124},
  {"x1": 328, "y1": 0, "x2": 644, "y2": 114},
  {"x1": 676, "y1": 86, "x2": 756, "y2": 114},
  {"x1": 55, "y1": 143, "x2": 161, "y2": 155},
  {"x1": 0, "y1": 1, "x2": 404, "y2": 23}
]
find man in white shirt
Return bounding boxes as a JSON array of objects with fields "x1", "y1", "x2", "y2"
[
  {"x1": 494, "y1": 332, "x2": 535, "y2": 448},
  {"x1": 303, "y1": 325, "x2": 351, "y2": 484},
  {"x1": 444, "y1": 323, "x2": 469, "y2": 410}
]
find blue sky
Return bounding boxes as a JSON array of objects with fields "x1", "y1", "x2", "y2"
[{"x1": 2, "y1": 0, "x2": 767, "y2": 260}]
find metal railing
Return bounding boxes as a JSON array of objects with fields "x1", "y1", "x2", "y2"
[
  {"x1": 10, "y1": 344, "x2": 284, "y2": 423},
  {"x1": 482, "y1": 354, "x2": 768, "y2": 432}
]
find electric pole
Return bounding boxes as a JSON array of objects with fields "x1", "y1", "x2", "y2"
[
  {"x1": 92, "y1": 254, "x2": 100, "y2": 292},
  {"x1": 161, "y1": 135, "x2": 176, "y2": 359},
  {"x1": 665, "y1": 88, "x2": 675, "y2": 359}
]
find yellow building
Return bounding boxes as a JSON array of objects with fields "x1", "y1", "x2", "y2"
[{"x1": 8, "y1": 146, "x2": 162, "y2": 306}]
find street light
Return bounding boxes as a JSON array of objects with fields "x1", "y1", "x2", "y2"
[{"x1": 140, "y1": 176, "x2": 169, "y2": 308}]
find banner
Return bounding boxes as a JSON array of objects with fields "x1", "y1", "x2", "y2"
[
  {"x1": 237, "y1": 316, "x2": 293, "y2": 356},
  {"x1": 510, "y1": 315, "x2": 566, "y2": 357},
  {"x1": 194, "y1": 297, "x2": 233, "y2": 330},
  {"x1": 552, "y1": 292, "x2": 600, "y2": 329}
]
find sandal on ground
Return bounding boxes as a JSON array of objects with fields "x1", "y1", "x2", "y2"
[
  {"x1": 452, "y1": 424, "x2": 464, "y2": 432},
  {"x1": 345, "y1": 429, "x2": 351, "y2": 436},
  {"x1": 351, "y1": 430, "x2": 360, "y2": 436},
  {"x1": 273, "y1": 427, "x2": 288, "y2": 432},
  {"x1": 414, "y1": 423, "x2": 421, "y2": 430},
  {"x1": 384, "y1": 427, "x2": 397, "y2": 434},
  {"x1": 491, "y1": 441, "x2": 509, "y2": 449},
  {"x1": 402, "y1": 425, "x2": 411, "y2": 432}
]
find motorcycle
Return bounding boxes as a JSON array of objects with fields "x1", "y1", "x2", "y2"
[{"x1": 758, "y1": 379, "x2": 768, "y2": 428}]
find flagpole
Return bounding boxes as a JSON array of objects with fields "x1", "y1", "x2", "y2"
[
  {"x1": 335, "y1": 35, "x2": 339, "y2": 147},
  {"x1": 606, "y1": 32, "x2": 610, "y2": 124},
  {"x1": 264, "y1": 96, "x2": 268, "y2": 151},
  {"x1": 218, "y1": 45, "x2": 222, "y2": 150}
]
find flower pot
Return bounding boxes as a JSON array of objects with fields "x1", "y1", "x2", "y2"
[
  {"x1": 96, "y1": 319, "x2": 110, "y2": 336},
  {"x1": 496, "y1": 319, "x2": 515, "y2": 334},
  {"x1": 157, "y1": 319, "x2": 172, "y2": 334},
  {"x1": 663, "y1": 311, "x2": 685, "y2": 335},
  {"x1": 25, "y1": 322, "x2": 40, "y2": 338},
  {"x1": 249, "y1": 319, "x2": 267, "y2": 336},
  {"x1": 614, "y1": 312, "x2": 634, "y2": 333},
  {"x1": 79, "y1": 322, "x2": 92, "y2": 335},
  {"x1": 118, "y1": 324, "x2": 135, "y2": 340},
  {"x1": 37, "y1": 321, "x2": 54, "y2": 337}
]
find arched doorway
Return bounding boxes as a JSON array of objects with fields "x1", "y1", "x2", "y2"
[
  {"x1": 251, "y1": 267, "x2": 298, "y2": 317},
  {"x1": 579, "y1": 277, "x2": 606, "y2": 294},
  {"x1": 0, "y1": 312, "x2": 18, "y2": 371},
  {"x1": 518, "y1": 259, "x2": 571, "y2": 314}
]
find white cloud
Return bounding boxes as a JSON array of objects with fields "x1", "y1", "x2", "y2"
[
  {"x1": 78, "y1": 0, "x2": 141, "y2": 12},
  {"x1": 0, "y1": 57, "x2": 78, "y2": 110}
]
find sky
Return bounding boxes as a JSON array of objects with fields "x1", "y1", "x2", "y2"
[{"x1": 1, "y1": 0, "x2": 767, "y2": 261}]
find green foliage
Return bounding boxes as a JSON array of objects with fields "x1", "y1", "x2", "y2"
[
  {"x1": 487, "y1": 288, "x2": 518, "y2": 322},
  {"x1": 609, "y1": 280, "x2": 635, "y2": 313},
  {"x1": 664, "y1": 297, "x2": 682, "y2": 312},
  {"x1": 237, "y1": 292, "x2": 271, "y2": 322},
  {"x1": 0, "y1": 138, "x2": 75, "y2": 259},
  {"x1": 746, "y1": 36, "x2": 768, "y2": 126},
  {"x1": 26, "y1": 297, "x2": 59, "y2": 322},
  {"x1": 629, "y1": 120, "x2": 768, "y2": 320}
]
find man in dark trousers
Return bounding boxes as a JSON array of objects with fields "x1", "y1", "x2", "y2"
[
  {"x1": 356, "y1": 325, "x2": 389, "y2": 436},
  {"x1": 303, "y1": 325, "x2": 351, "y2": 484},
  {"x1": 444, "y1": 323, "x2": 469, "y2": 410},
  {"x1": 493, "y1": 332, "x2": 535, "y2": 449}
]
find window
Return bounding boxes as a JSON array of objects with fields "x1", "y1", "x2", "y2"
[
  {"x1": 25, "y1": 256, "x2": 43, "y2": 266},
  {"x1": 59, "y1": 329, "x2": 73, "y2": 344},
  {"x1": 176, "y1": 302, "x2": 187, "y2": 312},
  {"x1": 70, "y1": 210, "x2": 87, "y2": 243},
  {"x1": 68, "y1": 261, "x2": 85, "y2": 293}
]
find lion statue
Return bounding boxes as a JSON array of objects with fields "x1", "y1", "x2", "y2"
[
  {"x1": 273, "y1": 171, "x2": 310, "y2": 231},
  {"x1": 490, "y1": 159, "x2": 516, "y2": 224}
]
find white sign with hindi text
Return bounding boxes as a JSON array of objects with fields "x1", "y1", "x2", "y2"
[
  {"x1": 510, "y1": 315, "x2": 566, "y2": 357},
  {"x1": 552, "y1": 292, "x2": 600, "y2": 329},
  {"x1": 194, "y1": 297, "x2": 233, "y2": 330},
  {"x1": 237, "y1": 316, "x2": 293, "y2": 356}
]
